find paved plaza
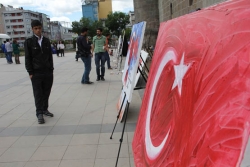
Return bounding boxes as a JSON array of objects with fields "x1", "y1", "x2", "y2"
[{"x1": 0, "y1": 52, "x2": 140, "y2": 167}]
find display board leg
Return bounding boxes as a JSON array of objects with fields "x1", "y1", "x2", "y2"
[
  {"x1": 110, "y1": 92, "x2": 126, "y2": 139},
  {"x1": 115, "y1": 101, "x2": 130, "y2": 167}
]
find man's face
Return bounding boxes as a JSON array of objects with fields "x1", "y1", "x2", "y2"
[
  {"x1": 96, "y1": 30, "x2": 102, "y2": 36},
  {"x1": 32, "y1": 26, "x2": 42, "y2": 37},
  {"x1": 83, "y1": 30, "x2": 88, "y2": 36}
]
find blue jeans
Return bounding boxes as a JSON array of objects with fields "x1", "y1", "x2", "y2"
[
  {"x1": 95, "y1": 52, "x2": 105, "y2": 78},
  {"x1": 105, "y1": 51, "x2": 111, "y2": 68},
  {"x1": 81, "y1": 55, "x2": 92, "y2": 83},
  {"x1": 6, "y1": 52, "x2": 13, "y2": 63}
]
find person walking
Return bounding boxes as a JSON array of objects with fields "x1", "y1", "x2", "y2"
[
  {"x1": 1, "y1": 41, "x2": 8, "y2": 63},
  {"x1": 105, "y1": 34, "x2": 112, "y2": 69},
  {"x1": 24, "y1": 20, "x2": 54, "y2": 124},
  {"x1": 77, "y1": 27, "x2": 93, "y2": 84},
  {"x1": 56, "y1": 41, "x2": 60, "y2": 57},
  {"x1": 12, "y1": 40, "x2": 21, "y2": 64},
  {"x1": 92, "y1": 28, "x2": 106, "y2": 81},
  {"x1": 5, "y1": 39, "x2": 13, "y2": 64},
  {"x1": 75, "y1": 40, "x2": 78, "y2": 61},
  {"x1": 59, "y1": 41, "x2": 65, "y2": 57}
]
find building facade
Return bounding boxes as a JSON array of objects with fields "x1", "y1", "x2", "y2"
[
  {"x1": 133, "y1": 0, "x2": 227, "y2": 47},
  {"x1": 126, "y1": 11, "x2": 135, "y2": 28},
  {"x1": 82, "y1": 2, "x2": 98, "y2": 21},
  {"x1": 158, "y1": 0, "x2": 227, "y2": 22},
  {"x1": 98, "y1": 0, "x2": 112, "y2": 20},
  {"x1": 0, "y1": 4, "x2": 50, "y2": 46},
  {"x1": 82, "y1": 0, "x2": 112, "y2": 21}
]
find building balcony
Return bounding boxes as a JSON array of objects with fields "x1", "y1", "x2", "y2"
[
  {"x1": 3, "y1": 15, "x2": 24, "y2": 19},
  {"x1": 9, "y1": 34, "x2": 27, "y2": 38},
  {"x1": 5, "y1": 22, "x2": 24, "y2": 26}
]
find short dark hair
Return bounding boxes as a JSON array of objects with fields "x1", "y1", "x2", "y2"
[
  {"x1": 97, "y1": 27, "x2": 103, "y2": 32},
  {"x1": 3, "y1": 41, "x2": 6, "y2": 43},
  {"x1": 6, "y1": 39, "x2": 9, "y2": 42},
  {"x1": 106, "y1": 33, "x2": 110, "y2": 37},
  {"x1": 81, "y1": 27, "x2": 88, "y2": 33},
  {"x1": 31, "y1": 20, "x2": 42, "y2": 28}
]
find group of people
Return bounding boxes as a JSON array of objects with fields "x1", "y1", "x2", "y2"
[
  {"x1": 51, "y1": 41, "x2": 65, "y2": 57},
  {"x1": 1, "y1": 39, "x2": 21, "y2": 64},
  {"x1": 23, "y1": 19, "x2": 116, "y2": 124},
  {"x1": 76, "y1": 27, "x2": 113, "y2": 84}
]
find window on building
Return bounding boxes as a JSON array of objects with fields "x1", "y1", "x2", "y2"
[
  {"x1": 5, "y1": 20, "x2": 9, "y2": 23},
  {"x1": 6, "y1": 26, "x2": 10, "y2": 29},
  {"x1": 189, "y1": 0, "x2": 193, "y2": 6},
  {"x1": 26, "y1": 19, "x2": 30, "y2": 22},
  {"x1": 7, "y1": 32, "x2": 11, "y2": 35}
]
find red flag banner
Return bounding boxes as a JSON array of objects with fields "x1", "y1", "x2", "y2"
[{"x1": 132, "y1": 0, "x2": 250, "y2": 166}]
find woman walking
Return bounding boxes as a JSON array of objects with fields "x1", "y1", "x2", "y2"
[{"x1": 12, "y1": 40, "x2": 20, "y2": 64}]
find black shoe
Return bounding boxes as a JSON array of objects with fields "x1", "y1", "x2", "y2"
[
  {"x1": 96, "y1": 78, "x2": 100, "y2": 81},
  {"x1": 101, "y1": 77, "x2": 105, "y2": 81},
  {"x1": 108, "y1": 67, "x2": 112, "y2": 70},
  {"x1": 43, "y1": 110, "x2": 54, "y2": 117},
  {"x1": 82, "y1": 81, "x2": 93, "y2": 84},
  {"x1": 37, "y1": 114, "x2": 45, "y2": 124}
]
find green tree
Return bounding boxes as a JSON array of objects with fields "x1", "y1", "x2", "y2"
[
  {"x1": 72, "y1": 17, "x2": 92, "y2": 35},
  {"x1": 125, "y1": 28, "x2": 132, "y2": 39},
  {"x1": 105, "y1": 12, "x2": 130, "y2": 36},
  {"x1": 71, "y1": 17, "x2": 104, "y2": 38}
]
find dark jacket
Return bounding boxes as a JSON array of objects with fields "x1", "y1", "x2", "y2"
[
  {"x1": 77, "y1": 35, "x2": 91, "y2": 54},
  {"x1": 24, "y1": 35, "x2": 54, "y2": 75}
]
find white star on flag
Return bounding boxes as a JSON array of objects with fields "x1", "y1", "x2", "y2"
[{"x1": 172, "y1": 54, "x2": 191, "y2": 95}]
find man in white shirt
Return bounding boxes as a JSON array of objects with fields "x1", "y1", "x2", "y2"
[{"x1": 5, "y1": 39, "x2": 13, "y2": 64}]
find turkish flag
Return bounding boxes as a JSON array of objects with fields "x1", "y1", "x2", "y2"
[{"x1": 132, "y1": 0, "x2": 250, "y2": 166}]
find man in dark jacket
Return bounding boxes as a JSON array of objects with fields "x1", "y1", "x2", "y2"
[
  {"x1": 77, "y1": 27, "x2": 93, "y2": 84},
  {"x1": 25, "y1": 20, "x2": 54, "y2": 124}
]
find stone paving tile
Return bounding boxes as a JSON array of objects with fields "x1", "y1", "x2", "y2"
[
  {"x1": 0, "y1": 162, "x2": 26, "y2": 167},
  {"x1": 63, "y1": 145, "x2": 98, "y2": 160},
  {"x1": 30, "y1": 146, "x2": 67, "y2": 161},
  {"x1": 41, "y1": 135, "x2": 72, "y2": 147},
  {"x1": 11, "y1": 136, "x2": 46, "y2": 148},
  {"x1": 23, "y1": 126, "x2": 53, "y2": 136},
  {"x1": 96, "y1": 144, "x2": 129, "y2": 159},
  {"x1": 69, "y1": 134, "x2": 100, "y2": 145},
  {"x1": 0, "y1": 147, "x2": 37, "y2": 162},
  {"x1": 24, "y1": 160, "x2": 60, "y2": 167},
  {"x1": 0, "y1": 127, "x2": 28, "y2": 137},
  {"x1": 59, "y1": 159, "x2": 95, "y2": 167},
  {"x1": 94, "y1": 158, "x2": 131, "y2": 167}
]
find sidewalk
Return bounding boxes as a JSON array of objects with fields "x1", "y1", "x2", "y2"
[{"x1": 0, "y1": 53, "x2": 141, "y2": 167}]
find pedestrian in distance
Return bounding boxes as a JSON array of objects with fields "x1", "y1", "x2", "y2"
[
  {"x1": 1, "y1": 41, "x2": 8, "y2": 63},
  {"x1": 24, "y1": 20, "x2": 54, "y2": 124},
  {"x1": 75, "y1": 39, "x2": 79, "y2": 61},
  {"x1": 92, "y1": 28, "x2": 106, "y2": 81},
  {"x1": 104, "y1": 34, "x2": 112, "y2": 69},
  {"x1": 77, "y1": 27, "x2": 94, "y2": 84},
  {"x1": 12, "y1": 39, "x2": 21, "y2": 64},
  {"x1": 56, "y1": 41, "x2": 60, "y2": 57},
  {"x1": 5, "y1": 39, "x2": 13, "y2": 64},
  {"x1": 59, "y1": 41, "x2": 65, "y2": 57}
]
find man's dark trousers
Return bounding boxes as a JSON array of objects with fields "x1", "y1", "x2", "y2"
[
  {"x1": 95, "y1": 52, "x2": 105, "y2": 79},
  {"x1": 31, "y1": 72, "x2": 53, "y2": 117}
]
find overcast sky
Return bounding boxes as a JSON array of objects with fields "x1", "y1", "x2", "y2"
[{"x1": 0, "y1": 0, "x2": 134, "y2": 23}]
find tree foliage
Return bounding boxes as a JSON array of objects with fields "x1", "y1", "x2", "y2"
[
  {"x1": 105, "y1": 12, "x2": 130, "y2": 36},
  {"x1": 71, "y1": 17, "x2": 104, "y2": 38},
  {"x1": 72, "y1": 12, "x2": 130, "y2": 38}
]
